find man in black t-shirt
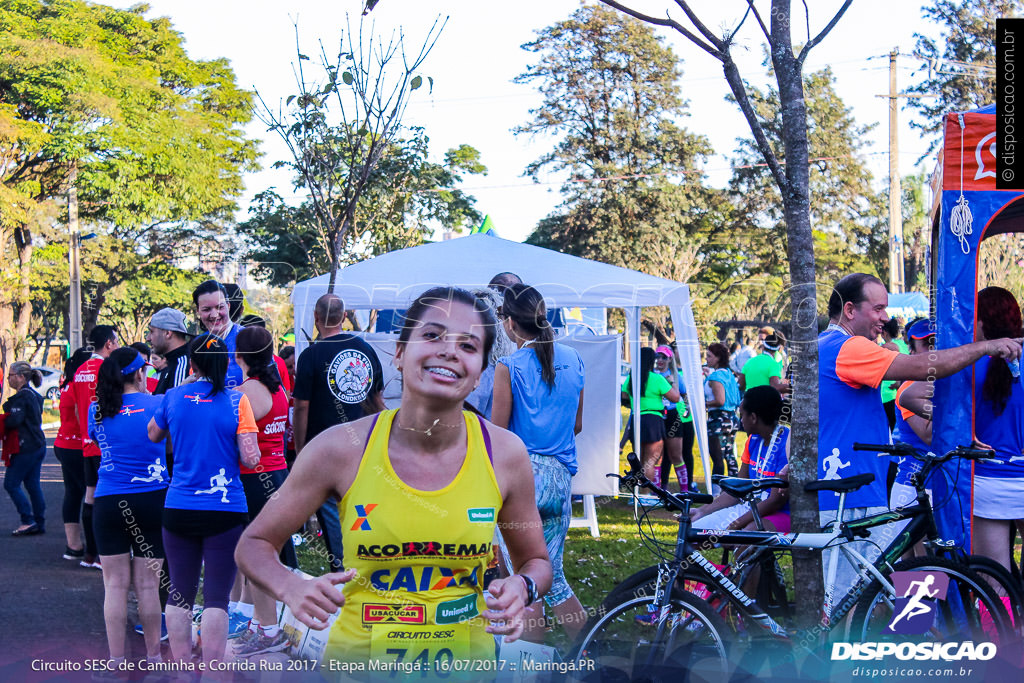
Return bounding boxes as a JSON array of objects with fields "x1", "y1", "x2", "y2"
[{"x1": 293, "y1": 293, "x2": 384, "y2": 570}]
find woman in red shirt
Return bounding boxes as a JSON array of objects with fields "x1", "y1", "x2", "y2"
[
  {"x1": 54, "y1": 347, "x2": 92, "y2": 561},
  {"x1": 231, "y1": 326, "x2": 292, "y2": 657}
]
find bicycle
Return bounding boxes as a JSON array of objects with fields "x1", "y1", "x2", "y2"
[{"x1": 569, "y1": 451, "x2": 1013, "y2": 681}]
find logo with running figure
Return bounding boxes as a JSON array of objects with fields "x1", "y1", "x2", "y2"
[
  {"x1": 194, "y1": 468, "x2": 233, "y2": 503},
  {"x1": 885, "y1": 571, "x2": 950, "y2": 634},
  {"x1": 327, "y1": 349, "x2": 373, "y2": 404}
]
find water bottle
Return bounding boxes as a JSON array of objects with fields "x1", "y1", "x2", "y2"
[{"x1": 1009, "y1": 358, "x2": 1021, "y2": 379}]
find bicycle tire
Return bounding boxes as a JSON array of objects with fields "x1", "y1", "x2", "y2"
[
  {"x1": 569, "y1": 591, "x2": 731, "y2": 683},
  {"x1": 965, "y1": 554, "x2": 1024, "y2": 635},
  {"x1": 849, "y1": 555, "x2": 1014, "y2": 644}
]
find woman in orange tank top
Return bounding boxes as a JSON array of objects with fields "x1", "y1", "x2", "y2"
[{"x1": 236, "y1": 287, "x2": 552, "y2": 669}]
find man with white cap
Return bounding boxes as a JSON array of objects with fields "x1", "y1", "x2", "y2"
[{"x1": 147, "y1": 308, "x2": 191, "y2": 396}]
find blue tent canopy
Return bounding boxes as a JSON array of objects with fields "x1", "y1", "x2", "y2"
[{"x1": 931, "y1": 103, "x2": 1021, "y2": 549}]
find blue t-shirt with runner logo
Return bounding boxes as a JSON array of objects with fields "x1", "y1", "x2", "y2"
[
  {"x1": 89, "y1": 394, "x2": 168, "y2": 498},
  {"x1": 153, "y1": 380, "x2": 248, "y2": 512},
  {"x1": 499, "y1": 343, "x2": 585, "y2": 475},
  {"x1": 974, "y1": 355, "x2": 1024, "y2": 479},
  {"x1": 744, "y1": 426, "x2": 790, "y2": 514}
]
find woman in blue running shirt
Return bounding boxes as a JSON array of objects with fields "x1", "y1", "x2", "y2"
[
  {"x1": 148, "y1": 334, "x2": 261, "y2": 671},
  {"x1": 972, "y1": 287, "x2": 1024, "y2": 571},
  {"x1": 704, "y1": 343, "x2": 742, "y2": 478},
  {"x1": 492, "y1": 284, "x2": 587, "y2": 640},
  {"x1": 90, "y1": 348, "x2": 168, "y2": 669}
]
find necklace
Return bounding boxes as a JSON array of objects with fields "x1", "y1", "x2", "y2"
[{"x1": 394, "y1": 413, "x2": 460, "y2": 437}]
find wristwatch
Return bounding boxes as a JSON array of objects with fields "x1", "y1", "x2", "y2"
[{"x1": 519, "y1": 574, "x2": 539, "y2": 606}]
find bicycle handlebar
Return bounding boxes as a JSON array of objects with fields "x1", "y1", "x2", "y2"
[
  {"x1": 853, "y1": 442, "x2": 995, "y2": 461},
  {"x1": 612, "y1": 452, "x2": 714, "y2": 509}
]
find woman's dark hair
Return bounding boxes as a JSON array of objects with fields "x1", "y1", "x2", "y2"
[
  {"x1": 501, "y1": 283, "x2": 556, "y2": 388},
  {"x1": 8, "y1": 361, "x2": 42, "y2": 388},
  {"x1": 192, "y1": 279, "x2": 227, "y2": 307},
  {"x1": 827, "y1": 273, "x2": 884, "y2": 320},
  {"x1": 236, "y1": 326, "x2": 282, "y2": 394},
  {"x1": 61, "y1": 346, "x2": 93, "y2": 388},
  {"x1": 189, "y1": 333, "x2": 228, "y2": 396},
  {"x1": 741, "y1": 385, "x2": 784, "y2": 426},
  {"x1": 398, "y1": 286, "x2": 496, "y2": 372},
  {"x1": 707, "y1": 342, "x2": 730, "y2": 369},
  {"x1": 881, "y1": 318, "x2": 900, "y2": 339},
  {"x1": 95, "y1": 347, "x2": 145, "y2": 422},
  {"x1": 625, "y1": 347, "x2": 657, "y2": 399},
  {"x1": 979, "y1": 286, "x2": 1022, "y2": 416},
  {"x1": 129, "y1": 341, "x2": 151, "y2": 359}
]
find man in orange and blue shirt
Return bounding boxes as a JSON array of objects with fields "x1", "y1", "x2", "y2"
[{"x1": 817, "y1": 273, "x2": 1022, "y2": 610}]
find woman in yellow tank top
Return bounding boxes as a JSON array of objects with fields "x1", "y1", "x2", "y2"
[{"x1": 237, "y1": 287, "x2": 552, "y2": 676}]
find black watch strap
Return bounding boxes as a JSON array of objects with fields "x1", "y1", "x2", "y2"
[{"x1": 520, "y1": 574, "x2": 538, "y2": 606}]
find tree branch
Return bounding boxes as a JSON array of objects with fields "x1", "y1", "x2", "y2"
[
  {"x1": 599, "y1": 0, "x2": 723, "y2": 60},
  {"x1": 720, "y1": 52, "x2": 788, "y2": 193},
  {"x1": 742, "y1": 0, "x2": 772, "y2": 43},
  {"x1": 797, "y1": 0, "x2": 852, "y2": 65},
  {"x1": 673, "y1": 1, "x2": 726, "y2": 51}
]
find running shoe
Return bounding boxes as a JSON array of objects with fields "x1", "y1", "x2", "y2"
[
  {"x1": 63, "y1": 546, "x2": 85, "y2": 561},
  {"x1": 80, "y1": 555, "x2": 102, "y2": 570},
  {"x1": 134, "y1": 614, "x2": 169, "y2": 642},
  {"x1": 635, "y1": 494, "x2": 662, "y2": 508},
  {"x1": 233, "y1": 629, "x2": 289, "y2": 657},
  {"x1": 227, "y1": 611, "x2": 250, "y2": 639}
]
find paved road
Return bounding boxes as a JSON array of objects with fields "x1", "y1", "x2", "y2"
[{"x1": 0, "y1": 440, "x2": 163, "y2": 681}]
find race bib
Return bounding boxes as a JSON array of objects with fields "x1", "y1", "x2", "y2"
[{"x1": 369, "y1": 624, "x2": 470, "y2": 676}]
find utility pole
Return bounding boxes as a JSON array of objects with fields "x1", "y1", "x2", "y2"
[
  {"x1": 886, "y1": 48, "x2": 904, "y2": 294},
  {"x1": 68, "y1": 160, "x2": 83, "y2": 351}
]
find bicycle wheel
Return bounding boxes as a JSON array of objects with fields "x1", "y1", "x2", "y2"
[
  {"x1": 849, "y1": 555, "x2": 1014, "y2": 644},
  {"x1": 570, "y1": 592, "x2": 730, "y2": 683},
  {"x1": 966, "y1": 554, "x2": 1024, "y2": 635}
]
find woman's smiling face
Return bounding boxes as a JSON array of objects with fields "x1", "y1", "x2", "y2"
[
  {"x1": 196, "y1": 291, "x2": 230, "y2": 337},
  {"x1": 395, "y1": 299, "x2": 486, "y2": 402}
]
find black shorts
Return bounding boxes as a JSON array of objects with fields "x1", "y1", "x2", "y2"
[
  {"x1": 84, "y1": 456, "x2": 101, "y2": 487},
  {"x1": 241, "y1": 469, "x2": 288, "y2": 521},
  {"x1": 664, "y1": 408, "x2": 686, "y2": 439},
  {"x1": 93, "y1": 489, "x2": 167, "y2": 558},
  {"x1": 639, "y1": 412, "x2": 666, "y2": 445}
]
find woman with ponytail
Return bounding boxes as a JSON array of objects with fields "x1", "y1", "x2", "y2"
[
  {"x1": 972, "y1": 287, "x2": 1024, "y2": 571},
  {"x1": 3, "y1": 361, "x2": 46, "y2": 535},
  {"x1": 492, "y1": 283, "x2": 588, "y2": 640},
  {"x1": 230, "y1": 326, "x2": 293, "y2": 656},
  {"x1": 147, "y1": 333, "x2": 260, "y2": 672},
  {"x1": 89, "y1": 347, "x2": 168, "y2": 670},
  {"x1": 54, "y1": 347, "x2": 92, "y2": 558}
]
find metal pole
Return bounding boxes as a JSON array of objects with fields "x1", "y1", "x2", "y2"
[
  {"x1": 887, "y1": 48, "x2": 905, "y2": 293},
  {"x1": 68, "y1": 160, "x2": 83, "y2": 350}
]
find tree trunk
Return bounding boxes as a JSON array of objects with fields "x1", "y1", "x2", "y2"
[{"x1": 771, "y1": 0, "x2": 824, "y2": 635}]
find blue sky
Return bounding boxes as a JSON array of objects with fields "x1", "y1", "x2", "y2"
[{"x1": 117, "y1": 1, "x2": 940, "y2": 242}]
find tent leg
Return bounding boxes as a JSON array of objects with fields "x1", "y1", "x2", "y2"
[{"x1": 568, "y1": 494, "x2": 600, "y2": 538}]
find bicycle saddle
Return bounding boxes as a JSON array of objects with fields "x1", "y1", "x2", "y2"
[
  {"x1": 804, "y1": 472, "x2": 875, "y2": 493},
  {"x1": 717, "y1": 476, "x2": 788, "y2": 500}
]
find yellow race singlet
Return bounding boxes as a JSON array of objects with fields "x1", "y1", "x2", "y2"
[{"x1": 326, "y1": 409, "x2": 502, "y2": 673}]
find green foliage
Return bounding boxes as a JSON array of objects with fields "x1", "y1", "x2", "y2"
[
  {"x1": 29, "y1": 226, "x2": 208, "y2": 345},
  {"x1": 721, "y1": 67, "x2": 887, "y2": 320},
  {"x1": 0, "y1": 0, "x2": 258, "y2": 227},
  {"x1": 241, "y1": 129, "x2": 485, "y2": 287},
  {"x1": 517, "y1": 4, "x2": 720, "y2": 285},
  {"x1": 907, "y1": 0, "x2": 1018, "y2": 147},
  {"x1": 0, "y1": 0, "x2": 258, "y2": 355}
]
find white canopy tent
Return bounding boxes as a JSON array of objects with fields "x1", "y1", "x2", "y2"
[{"x1": 290, "y1": 234, "x2": 712, "y2": 504}]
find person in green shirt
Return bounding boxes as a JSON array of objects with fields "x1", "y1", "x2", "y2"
[
  {"x1": 622, "y1": 347, "x2": 680, "y2": 485},
  {"x1": 740, "y1": 334, "x2": 788, "y2": 393},
  {"x1": 879, "y1": 318, "x2": 909, "y2": 431}
]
